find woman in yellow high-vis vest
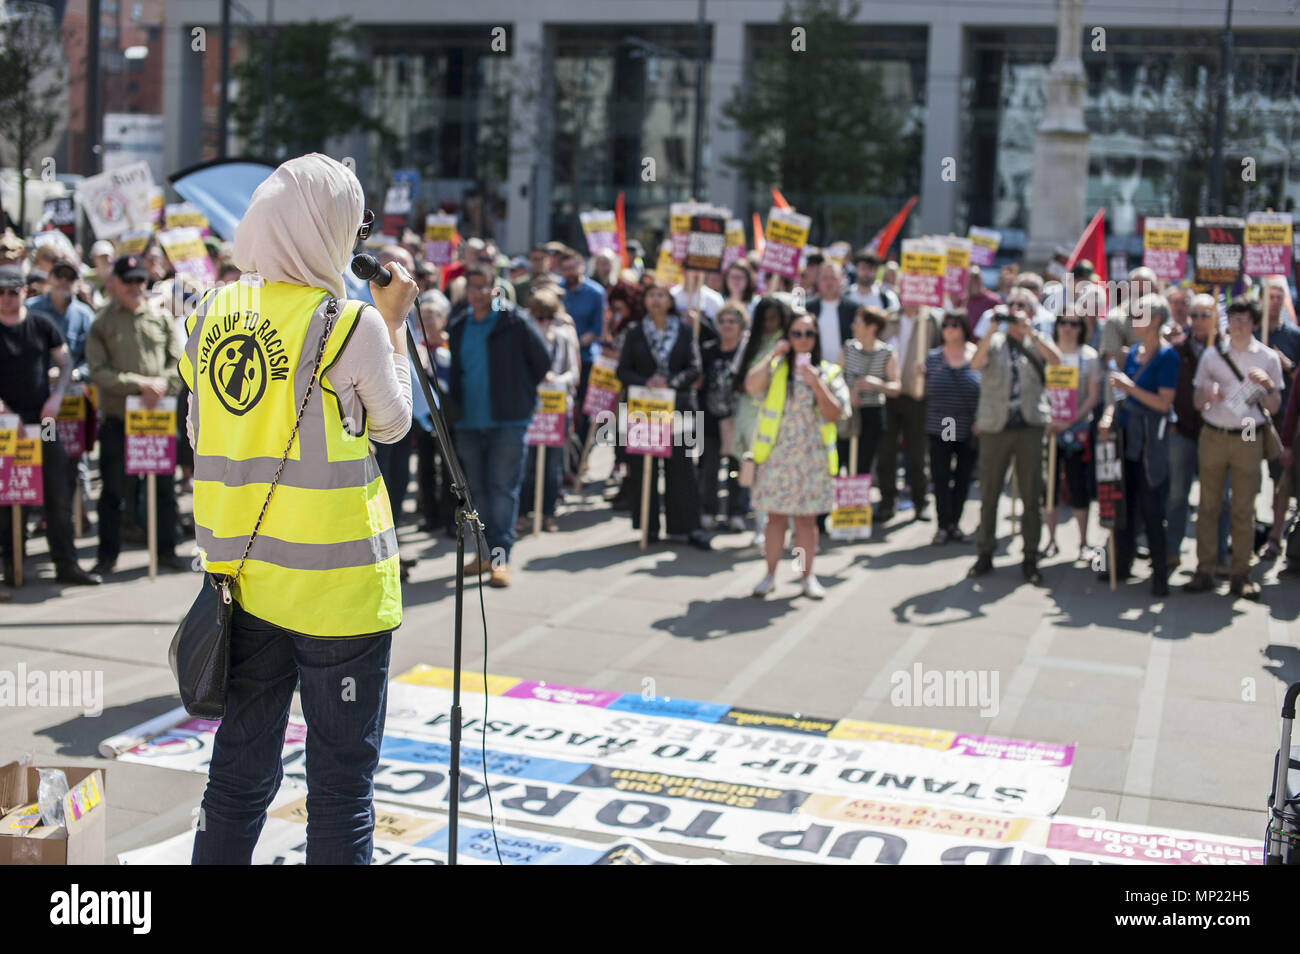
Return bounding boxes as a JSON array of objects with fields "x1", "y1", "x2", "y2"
[
  {"x1": 745, "y1": 311, "x2": 850, "y2": 600},
  {"x1": 183, "y1": 154, "x2": 418, "y2": 865}
]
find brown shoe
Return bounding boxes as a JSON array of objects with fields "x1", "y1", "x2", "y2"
[
  {"x1": 1183, "y1": 572, "x2": 1215, "y2": 593},
  {"x1": 489, "y1": 565, "x2": 510, "y2": 588},
  {"x1": 463, "y1": 555, "x2": 489, "y2": 576},
  {"x1": 1228, "y1": 575, "x2": 1261, "y2": 601}
]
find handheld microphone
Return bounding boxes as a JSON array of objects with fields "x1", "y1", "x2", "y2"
[{"x1": 351, "y1": 252, "x2": 391, "y2": 287}]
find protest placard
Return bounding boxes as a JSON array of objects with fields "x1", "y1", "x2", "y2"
[
  {"x1": 899, "y1": 238, "x2": 945, "y2": 308},
  {"x1": 654, "y1": 241, "x2": 683, "y2": 287},
  {"x1": 117, "y1": 229, "x2": 153, "y2": 256},
  {"x1": 582, "y1": 355, "x2": 621, "y2": 418},
  {"x1": 1244, "y1": 211, "x2": 1293, "y2": 277},
  {"x1": 157, "y1": 227, "x2": 217, "y2": 284},
  {"x1": 722, "y1": 219, "x2": 747, "y2": 271},
  {"x1": 1095, "y1": 432, "x2": 1124, "y2": 531},
  {"x1": 526, "y1": 387, "x2": 568, "y2": 448},
  {"x1": 75, "y1": 161, "x2": 156, "y2": 238},
  {"x1": 684, "y1": 213, "x2": 727, "y2": 273},
  {"x1": 579, "y1": 210, "x2": 620, "y2": 257},
  {"x1": 829, "y1": 474, "x2": 872, "y2": 541},
  {"x1": 0, "y1": 426, "x2": 43, "y2": 507},
  {"x1": 1045, "y1": 363, "x2": 1080, "y2": 424},
  {"x1": 125, "y1": 396, "x2": 177, "y2": 476},
  {"x1": 1142, "y1": 217, "x2": 1189, "y2": 281},
  {"x1": 757, "y1": 207, "x2": 811, "y2": 280},
  {"x1": 57, "y1": 389, "x2": 88, "y2": 459},
  {"x1": 968, "y1": 226, "x2": 1001, "y2": 267},
  {"x1": 944, "y1": 237, "x2": 972, "y2": 301},
  {"x1": 625, "y1": 387, "x2": 675, "y2": 459},
  {"x1": 164, "y1": 202, "x2": 211, "y2": 234},
  {"x1": 423, "y1": 213, "x2": 458, "y2": 265},
  {"x1": 669, "y1": 202, "x2": 708, "y2": 262},
  {"x1": 1193, "y1": 216, "x2": 1245, "y2": 286}
]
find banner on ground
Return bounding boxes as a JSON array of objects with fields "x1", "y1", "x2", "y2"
[
  {"x1": 580, "y1": 210, "x2": 620, "y2": 258},
  {"x1": 423, "y1": 213, "x2": 458, "y2": 266},
  {"x1": 125, "y1": 396, "x2": 177, "y2": 476},
  {"x1": 1243, "y1": 211, "x2": 1293, "y2": 277},
  {"x1": 0, "y1": 423, "x2": 42, "y2": 506},
  {"x1": 75, "y1": 161, "x2": 156, "y2": 238},
  {"x1": 899, "y1": 238, "x2": 945, "y2": 308},
  {"x1": 1193, "y1": 216, "x2": 1245, "y2": 286},
  {"x1": 944, "y1": 237, "x2": 973, "y2": 301},
  {"x1": 684, "y1": 213, "x2": 728, "y2": 273},
  {"x1": 968, "y1": 226, "x2": 1001, "y2": 267},
  {"x1": 107, "y1": 666, "x2": 1260, "y2": 866},
  {"x1": 829, "y1": 474, "x2": 872, "y2": 540},
  {"x1": 526, "y1": 387, "x2": 567, "y2": 447},
  {"x1": 157, "y1": 227, "x2": 217, "y2": 284},
  {"x1": 625, "y1": 386, "x2": 675, "y2": 458},
  {"x1": 757, "y1": 207, "x2": 811, "y2": 280},
  {"x1": 582, "y1": 355, "x2": 621, "y2": 418},
  {"x1": 1045, "y1": 363, "x2": 1080, "y2": 424},
  {"x1": 1142, "y1": 217, "x2": 1189, "y2": 282}
]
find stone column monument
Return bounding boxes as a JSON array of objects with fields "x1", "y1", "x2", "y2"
[{"x1": 1026, "y1": 0, "x2": 1090, "y2": 270}]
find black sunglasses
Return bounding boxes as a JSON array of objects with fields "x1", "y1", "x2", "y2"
[
  {"x1": 789, "y1": 329, "x2": 816, "y2": 339},
  {"x1": 0, "y1": 287, "x2": 22, "y2": 296},
  {"x1": 1057, "y1": 319, "x2": 1082, "y2": 327},
  {"x1": 357, "y1": 209, "x2": 374, "y2": 243},
  {"x1": 121, "y1": 276, "x2": 146, "y2": 285}
]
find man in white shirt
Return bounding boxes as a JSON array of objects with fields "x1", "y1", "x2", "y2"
[
  {"x1": 670, "y1": 272, "x2": 723, "y2": 321},
  {"x1": 804, "y1": 261, "x2": 854, "y2": 365},
  {"x1": 1185, "y1": 295, "x2": 1283, "y2": 600}
]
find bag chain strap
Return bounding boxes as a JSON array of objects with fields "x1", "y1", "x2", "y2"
[{"x1": 223, "y1": 297, "x2": 339, "y2": 598}]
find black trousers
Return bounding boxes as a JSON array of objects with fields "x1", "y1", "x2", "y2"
[
  {"x1": 626, "y1": 442, "x2": 701, "y2": 538},
  {"x1": 97, "y1": 416, "x2": 177, "y2": 565},
  {"x1": 1116, "y1": 456, "x2": 1168, "y2": 580},
  {"x1": 0, "y1": 433, "x2": 79, "y2": 570},
  {"x1": 699, "y1": 430, "x2": 743, "y2": 519},
  {"x1": 414, "y1": 425, "x2": 457, "y2": 531},
  {"x1": 878, "y1": 395, "x2": 928, "y2": 509},
  {"x1": 929, "y1": 434, "x2": 978, "y2": 531},
  {"x1": 857, "y1": 405, "x2": 885, "y2": 476},
  {"x1": 374, "y1": 430, "x2": 413, "y2": 524}
]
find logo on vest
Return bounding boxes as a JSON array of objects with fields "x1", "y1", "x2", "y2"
[{"x1": 198, "y1": 311, "x2": 290, "y2": 416}]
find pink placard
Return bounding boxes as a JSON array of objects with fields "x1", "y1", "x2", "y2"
[
  {"x1": 757, "y1": 240, "x2": 800, "y2": 280},
  {"x1": 57, "y1": 417, "x2": 85, "y2": 458},
  {"x1": 1141, "y1": 247, "x2": 1187, "y2": 282},
  {"x1": 899, "y1": 272, "x2": 943, "y2": 308},
  {"x1": 944, "y1": 264, "x2": 967, "y2": 300},
  {"x1": 1047, "y1": 388, "x2": 1078, "y2": 424},
  {"x1": 503, "y1": 681, "x2": 622, "y2": 707},
  {"x1": 525, "y1": 411, "x2": 566, "y2": 447},
  {"x1": 1046, "y1": 821, "x2": 1260, "y2": 865},
  {"x1": 126, "y1": 434, "x2": 176, "y2": 475},
  {"x1": 948, "y1": 733, "x2": 1075, "y2": 767},
  {"x1": 582, "y1": 381, "x2": 619, "y2": 417}
]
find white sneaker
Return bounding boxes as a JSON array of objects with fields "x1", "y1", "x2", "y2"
[
  {"x1": 751, "y1": 529, "x2": 765, "y2": 548},
  {"x1": 752, "y1": 573, "x2": 775, "y2": 597},
  {"x1": 802, "y1": 574, "x2": 826, "y2": 600}
]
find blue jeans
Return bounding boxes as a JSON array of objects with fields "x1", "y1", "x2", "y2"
[
  {"x1": 455, "y1": 423, "x2": 529, "y2": 562},
  {"x1": 1166, "y1": 431, "x2": 1229, "y2": 562},
  {"x1": 191, "y1": 604, "x2": 391, "y2": 865}
]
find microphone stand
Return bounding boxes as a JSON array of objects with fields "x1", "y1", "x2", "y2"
[{"x1": 405, "y1": 298, "x2": 480, "y2": 867}]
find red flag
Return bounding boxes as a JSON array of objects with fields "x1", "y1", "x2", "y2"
[
  {"x1": 614, "y1": 191, "x2": 628, "y2": 268},
  {"x1": 869, "y1": 196, "x2": 918, "y2": 259},
  {"x1": 1066, "y1": 207, "x2": 1107, "y2": 309},
  {"x1": 752, "y1": 212, "x2": 766, "y2": 255},
  {"x1": 771, "y1": 188, "x2": 791, "y2": 211}
]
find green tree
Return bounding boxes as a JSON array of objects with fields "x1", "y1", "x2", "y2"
[
  {"x1": 721, "y1": 0, "x2": 916, "y2": 243},
  {"x1": 0, "y1": 2, "x2": 67, "y2": 236},
  {"x1": 232, "y1": 19, "x2": 395, "y2": 162}
]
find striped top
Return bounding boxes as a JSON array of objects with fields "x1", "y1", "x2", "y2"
[
  {"x1": 924, "y1": 347, "x2": 981, "y2": 440},
  {"x1": 841, "y1": 340, "x2": 893, "y2": 408}
]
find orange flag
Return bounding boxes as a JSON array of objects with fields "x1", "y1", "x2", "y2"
[
  {"x1": 771, "y1": 188, "x2": 791, "y2": 210},
  {"x1": 869, "y1": 195, "x2": 917, "y2": 259},
  {"x1": 752, "y1": 212, "x2": 766, "y2": 255},
  {"x1": 614, "y1": 191, "x2": 628, "y2": 268},
  {"x1": 1066, "y1": 207, "x2": 1107, "y2": 313}
]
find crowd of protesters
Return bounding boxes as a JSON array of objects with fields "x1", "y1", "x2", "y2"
[{"x1": 3, "y1": 221, "x2": 1299, "y2": 607}]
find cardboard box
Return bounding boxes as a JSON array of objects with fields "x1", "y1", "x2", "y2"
[{"x1": 0, "y1": 762, "x2": 106, "y2": 864}]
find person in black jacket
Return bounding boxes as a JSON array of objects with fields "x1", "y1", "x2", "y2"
[
  {"x1": 617, "y1": 283, "x2": 711, "y2": 549},
  {"x1": 447, "y1": 265, "x2": 551, "y2": 586}
]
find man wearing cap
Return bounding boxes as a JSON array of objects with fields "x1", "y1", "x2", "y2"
[
  {"x1": 25, "y1": 257, "x2": 95, "y2": 371},
  {"x1": 0, "y1": 265, "x2": 102, "y2": 587},
  {"x1": 85, "y1": 255, "x2": 185, "y2": 575}
]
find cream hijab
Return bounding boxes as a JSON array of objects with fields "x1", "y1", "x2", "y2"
[{"x1": 233, "y1": 153, "x2": 362, "y2": 299}]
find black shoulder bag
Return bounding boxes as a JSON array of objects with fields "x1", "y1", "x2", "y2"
[{"x1": 168, "y1": 298, "x2": 339, "y2": 718}]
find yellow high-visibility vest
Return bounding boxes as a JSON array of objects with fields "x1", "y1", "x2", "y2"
[
  {"x1": 751, "y1": 356, "x2": 840, "y2": 476},
  {"x1": 178, "y1": 281, "x2": 401, "y2": 638}
]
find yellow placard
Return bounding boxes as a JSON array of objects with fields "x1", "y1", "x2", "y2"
[
  {"x1": 589, "y1": 363, "x2": 621, "y2": 393},
  {"x1": 581, "y1": 213, "x2": 617, "y2": 235},
  {"x1": 125, "y1": 408, "x2": 176, "y2": 437},
  {"x1": 1245, "y1": 223, "x2": 1291, "y2": 245},
  {"x1": 160, "y1": 236, "x2": 206, "y2": 264},
  {"x1": 626, "y1": 393, "x2": 675, "y2": 423},
  {"x1": 901, "y1": 249, "x2": 944, "y2": 276},
  {"x1": 537, "y1": 389, "x2": 567, "y2": 414},
  {"x1": 393, "y1": 664, "x2": 521, "y2": 696},
  {"x1": 945, "y1": 241, "x2": 972, "y2": 270},
  {"x1": 828, "y1": 718, "x2": 957, "y2": 749},
  {"x1": 800, "y1": 795, "x2": 1030, "y2": 842},
  {"x1": 58, "y1": 395, "x2": 85, "y2": 421},
  {"x1": 766, "y1": 218, "x2": 809, "y2": 248},
  {"x1": 117, "y1": 231, "x2": 152, "y2": 255},
  {"x1": 424, "y1": 220, "x2": 456, "y2": 242},
  {"x1": 0, "y1": 429, "x2": 16, "y2": 458},
  {"x1": 829, "y1": 506, "x2": 872, "y2": 529},
  {"x1": 1045, "y1": 365, "x2": 1079, "y2": 391},
  {"x1": 654, "y1": 244, "x2": 682, "y2": 286},
  {"x1": 1144, "y1": 228, "x2": 1188, "y2": 251},
  {"x1": 14, "y1": 435, "x2": 41, "y2": 467},
  {"x1": 165, "y1": 211, "x2": 208, "y2": 230},
  {"x1": 725, "y1": 222, "x2": 746, "y2": 248},
  {"x1": 969, "y1": 229, "x2": 999, "y2": 253}
]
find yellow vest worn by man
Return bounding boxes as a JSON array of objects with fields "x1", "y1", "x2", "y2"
[
  {"x1": 179, "y1": 280, "x2": 401, "y2": 637},
  {"x1": 751, "y1": 356, "x2": 841, "y2": 475}
]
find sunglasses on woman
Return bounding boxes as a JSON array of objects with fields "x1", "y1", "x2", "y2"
[
  {"x1": 789, "y1": 329, "x2": 816, "y2": 339},
  {"x1": 357, "y1": 209, "x2": 374, "y2": 243}
]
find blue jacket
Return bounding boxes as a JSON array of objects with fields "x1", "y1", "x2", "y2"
[
  {"x1": 447, "y1": 303, "x2": 551, "y2": 425},
  {"x1": 26, "y1": 294, "x2": 94, "y2": 370}
]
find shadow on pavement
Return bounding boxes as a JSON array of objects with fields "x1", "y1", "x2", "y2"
[{"x1": 37, "y1": 693, "x2": 182, "y2": 758}]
